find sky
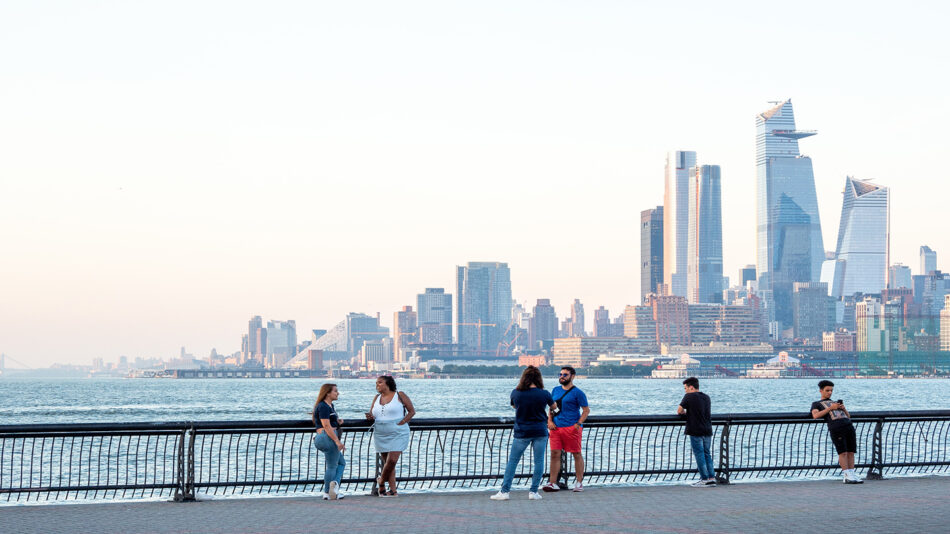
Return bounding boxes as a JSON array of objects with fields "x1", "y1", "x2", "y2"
[{"x1": 1, "y1": 1, "x2": 949, "y2": 367}]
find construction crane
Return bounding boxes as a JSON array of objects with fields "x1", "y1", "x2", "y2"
[{"x1": 496, "y1": 320, "x2": 526, "y2": 358}]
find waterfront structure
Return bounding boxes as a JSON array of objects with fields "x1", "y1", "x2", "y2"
[
  {"x1": 824, "y1": 177, "x2": 889, "y2": 298},
  {"x1": 456, "y1": 262, "x2": 512, "y2": 354},
  {"x1": 552, "y1": 337, "x2": 658, "y2": 368},
  {"x1": 755, "y1": 100, "x2": 824, "y2": 329},
  {"x1": 921, "y1": 246, "x2": 937, "y2": 275},
  {"x1": 856, "y1": 298, "x2": 885, "y2": 352},
  {"x1": 664, "y1": 150, "x2": 697, "y2": 298},
  {"x1": 687, "y1": 164, "x2": 723, "y2": 304},
  {"x1": 417, "y1": 288, "x2": 452, "y2": 344},
  {"x1": 393, "y1": 306, "x2": 418, "y2": 363},
  {"x1": 529, "y1": 298, "x2": 558, "y2": 349},
  {"x1": 941, "y1": 295, "x2": 950, "y2": 351},
  {"x1": 793, "y1": 282, "x2": 833, "y2": 342},
  {"x1": 823, "y1": 330, "x2": 856, "y2": 352},
  {"x1": 889, "y1": 264, "x2": 913, "y2": 289},
  {"x1": 641, "y1": 207, "x2": 664, "y2": 300}
]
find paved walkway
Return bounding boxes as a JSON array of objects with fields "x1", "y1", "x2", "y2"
[{"x1": 5, "y1": 477, "x2": 949, "y2": 533}]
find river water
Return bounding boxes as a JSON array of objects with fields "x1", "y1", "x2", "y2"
[{"x1": 1, "y1": 377, "x2": 947, "y2": 425}]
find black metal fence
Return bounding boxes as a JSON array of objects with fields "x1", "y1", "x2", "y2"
[{"x1": 1, "y1": 411, "x2": 948, "y2": 503}]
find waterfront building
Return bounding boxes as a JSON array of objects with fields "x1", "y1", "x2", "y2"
[
  {"x1": 941, "y1": 295, "x2": 950, "y2": 352},
  {"x1": 888, "y1": 264, "x2": 913, "y2": 290},
  {"x1": 687, "y1": 304, "x2": 719, "y2": 344},
  {"x1": 623, "y1": 304, "x2": 656, "y2": 340},
  {"x1": 552, "y1": 337, "x2": 658, "y2": 368},
  {"x1": 824, "y1": 177, "x2": 889, "y2": 298},
  {"x1": 641, "y1": 207, "x2": 664, "y2": 300},
  {"x1": 651, "y1": 354, "x2": 701, "y2": 379},
  {"x1": 529, "y1": 299, "x2": 559, "y2": 349},
  {"x1": 652, "y1": 295, "x2": 691, "y2": 346},
  {"x1": 856, "y1": 298, "x2": 885, "y2": 352},
  {"x1": 393, "y1": 306, "x2": 418, "y2": 363},
  {"x1": 417, "y1": 288, "x2": 452, "y2": 344},
  {"x1": 755, "y1": 99, "x2": 824, "y2": 330},
  {"x1": 456, "y1": 262, "x2": 512, "y2": 354},
  {"x1": 921, "y1": 246, "x2": 937, "y2": 275},
  {"x1": 687, "y1": 165, "x2": 724, "y2": 304},
  {"x1": 664, "y1": 150, "x2": 697, "y2": 298},
  {"x1": 518, "y1": 354, "x2": 547, "y2": 367},
  {"x1": 593, "y1": 306, "x2": 611, "y2": 337},
  {"x1": 716, "y1": 304, "x2": 764, "y2": 344},
  {"x1": 360, "y1": 338, "x2": 393, "y2": 367},
  {"x1": 823, "y1": 330, "x2": 856, "y2": 352},
  {"x1": 793, "y1": 282, "x2": 833, "y2": 341}
]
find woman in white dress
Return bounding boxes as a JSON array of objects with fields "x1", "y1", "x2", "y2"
[{"x1": 366, "y1": 376, "x2": 415, "y2": 497}]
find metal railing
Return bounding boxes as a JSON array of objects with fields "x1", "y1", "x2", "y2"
[{"x1": 1, "y1": 410, "x2": 948, "y2": 503}]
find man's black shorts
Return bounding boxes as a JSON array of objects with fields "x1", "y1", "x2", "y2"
[{"x1": 828, "y1": 424, "x2": 857, "y2": 454}]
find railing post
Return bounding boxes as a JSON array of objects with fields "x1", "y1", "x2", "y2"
[
  {"x1": 716, "y1": 419, "x2": 731, "y2": 485},
  {"x1": 372, "y1": 453, "x2": 383, "y2": 496},
  {"x1": 556, "y1": 450, "x2": 568, "y2": 490},
  {"x1": 181, "y1": 425, "x2": 197, "y2": 501},
  {"x1": 866, "y1": 418, "x2": 884, "y2": 480}
]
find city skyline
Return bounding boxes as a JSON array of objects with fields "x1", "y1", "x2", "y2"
[{"x1": 2, "y1": 2, "x2": 949, "y2": 365}]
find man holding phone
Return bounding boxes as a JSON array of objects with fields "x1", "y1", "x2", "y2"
[
  {"x1": 811, "y1": 380, "x2": 863, "y2": 484},
  {"x1": 541, "y1": 366, "x2": 589, "y2": 493}
]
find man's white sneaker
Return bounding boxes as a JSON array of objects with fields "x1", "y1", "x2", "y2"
[
  {"x1": 704, "y1": 478, "x2": 717, "y2": 486},
  {"x1": 490, "y1": 491, "x2": 510, "y2": 501},
  {"x1": 322, "y1": 493, "x2": 329, "y2": 500},
  {"x1": 328, "y1": 481, "x2": 338, "y2": 500},
  {"x1": 571, "y1": 483, "x2": 584, "y2": 492},
  {"x1": 528, "y1": 492, "x2": 543, "y2": 500},
  {"x1": 541, "y1": 482, "x2": 560, "y2": 492},
  {"x1": 691, "y1": 480, "x2": 712, "y2": 487}
]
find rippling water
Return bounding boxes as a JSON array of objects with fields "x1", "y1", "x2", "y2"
[{"x1": 1, "y1": 377, "x2": 948, "y2": 425}]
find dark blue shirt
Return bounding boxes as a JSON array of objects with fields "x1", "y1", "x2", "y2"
[
  {"x1": 315, "y1": 401, "x2": 340, "y2": 433},
  {"x1": 510, "y1": 388, "x2": 554, "y2": 438},
  {"x1": 552, "y1": 386, "x2": 588, "y2": 427}
]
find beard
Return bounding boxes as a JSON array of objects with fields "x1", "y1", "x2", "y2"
[{"x1": 559, "y1": 376, "x2": 571, "y2": 385}]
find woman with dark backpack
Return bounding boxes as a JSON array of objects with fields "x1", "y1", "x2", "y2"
[{"x1": 366, "y1": 375, "x2": 415, "y2": 497}]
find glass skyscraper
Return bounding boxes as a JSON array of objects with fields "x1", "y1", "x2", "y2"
[
  {"x1": 456, "y1": 262, "x2": 512, "y2": 354},
  {"x1": 640, "y1": 206, "x2": 664, "y2": 300},
  {"x1": 755, "y1": 100, "x2": 824, "y2": 327},
  {"x1": 823, "y1": 177, "x2": 889, "y2": 298},
  {"x1": 687, "y1": 164, "x2": 723, "y2": 304},
  {"x1": 664, "y1": 150, "x2": 696, "y2": 298}
]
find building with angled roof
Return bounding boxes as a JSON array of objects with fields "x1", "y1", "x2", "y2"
[
  {"x1": 755, "y1": 99, "x2": 824, "y2": 331},
  {"x1": 823, "y1": 177, "x2": 889, "y2": 298}
]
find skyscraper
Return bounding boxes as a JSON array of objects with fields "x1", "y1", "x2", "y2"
[
  {"x1": 888, "y1": 264, "x2": 912, "y2": 289},
  {"x1": 247, "y1": 315, "x2": 263, "y2": 362},
  {"x1": 265, "y1": 319, "x2": 297, "y2": 366},
  {"x1": 416, "y1": 288, "x2": 453, "y2": 344},
  {"x1": 664, "y1": 151, "x2": 697, "y2": 298},
  {"x1": 569, "y1": 298, "x2": 586, "y2": 337},
  {"x1": 393, "y1": 306, "x2": 418, "y2": 362},
  {"x1": 592, "y1": 306, "x2": 611, "y2": 337},
  {"x1": 921, "y1": 245, "x2": 937, "y2": 275},
  {"x1": 824, "y1": 177, "x2": 889, "y2": 298},
  {"x1": 529, "y1": 299, "x2": 558, "y2": 348},
  {"x1": 687, "y1": 165, "x2": 723, "y2": 304},
  {"x1": 640, "y1": 207, "x2": 664, "y2": 300},
  {"x1": 456, "y1": 262, "x2": 512, "y2": 354},
  {"x1": 755, "y1": 99, "x2": 824, "y2": 328}
]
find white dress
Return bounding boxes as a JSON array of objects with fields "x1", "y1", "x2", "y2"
[{"x1": 372, "y1": 393, "x2": 410, "y2": 453}]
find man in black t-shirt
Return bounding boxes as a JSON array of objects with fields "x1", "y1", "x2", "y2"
[
  {"x1": 677, "y1": 377, "x2": 715, "y2": 487},
  {"x1": 811, "y1": 380, "x2": 863, "y2": 484}
]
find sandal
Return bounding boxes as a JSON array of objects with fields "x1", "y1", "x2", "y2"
[{"x1": 386, "y1": 489, "x2": 398, "y2": 497}]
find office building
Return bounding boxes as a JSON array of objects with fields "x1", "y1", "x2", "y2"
[
  {"x1": 921, "y1": 246, "x2": 937, "y2": 275},
  {"x1": 456, "y1": 262, "x2": 512, "y2": 354},
  {"x1": 552, "y1": 337, "x2": 658, "y2": 368},
  {"x1": 739, "y1": 265, "x2": 757, "y2": 287},
  {"x1": 393, "y1": 306, "x2": 418, "y2": 363},
  {"x1": 567, "y1": 299, "x2": 586, "y2": 337},
  {"x1": 823, "y1": 331, "x2": 856, "y2": 352},
  {"x1": 824, "y1": 177, "x2": 889, "y2": 298},
  {"x1": 687, "y1": 164, "x2": 724, "y2": 304},
  {"x1": 888, "y1": 264, "x2": 912, "y2": 290},
  {"x1": 265, "y1": 319, "x2": 297, "y2": 367},
  {"x1": 593, "y1": 306, "x2": 611, "y2": 337},
  {"x1": 641, "y1": 207, "x2": 664, "y2": 299},
  {"x1": 941, "y1": 295, "x2": 950, "y2": 351},
  {"x1": 246, "y1": 316, "x2": 264, "y2": 362},
  {"x1": 755, "y1": 100, "x2": 824, "y2": 329},
  {"x1": 792, "y1": 282, "x2": 833, "y2": 341},
  {"x1": 856, "y1": 298, "x2": 885, "y2": 352},
  {"x1": 417, "y1": 288, "x2": 452, "y2": 344},
  {"x1": 664, "y1": 150, "x2": 697, "y2": 298},
  {"x1": 529, "y1": 299, "x2": 558, "y2": 349}
]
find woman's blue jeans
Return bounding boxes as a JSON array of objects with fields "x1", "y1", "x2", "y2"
[
  {"x1": 501, "y1": 435, "x2": 548, "y2": 493},
  {"x1": 689, "y1": 435, "x2": 715, "y2": 480},
  {"x1": 314, "y1": 431, "x2": 346, "y2": 493}
]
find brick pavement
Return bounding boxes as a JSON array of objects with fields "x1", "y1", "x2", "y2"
[{"x1": 5, "y1": 477, "x2": 949, "y2": 534}]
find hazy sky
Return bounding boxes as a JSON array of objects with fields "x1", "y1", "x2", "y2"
[{"x1": 2, "y1": 1, "x2": 948, "y2": 367}]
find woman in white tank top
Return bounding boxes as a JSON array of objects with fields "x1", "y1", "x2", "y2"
[{"x1": 366, "y1": 376, "x2": 415, "y2": 497}]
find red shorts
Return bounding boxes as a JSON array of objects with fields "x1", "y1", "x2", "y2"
[{"x1": 549, "y1": 425, "x2": 583, "y2": 453}]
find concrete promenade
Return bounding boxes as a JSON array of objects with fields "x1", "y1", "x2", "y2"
[{"x1": 6, "y1": 477, "x2": 949, "y2": 534}]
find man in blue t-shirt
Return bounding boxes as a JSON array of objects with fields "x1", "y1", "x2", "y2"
[{"x1": 541, "y1": 366, "x2": 590, "y2": 492}]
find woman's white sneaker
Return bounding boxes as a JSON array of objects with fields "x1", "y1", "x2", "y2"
[
  {"x1": 490, "y1": 491, "x2": 510, "y2": 501},
  {"x1": 528, "y1": 492, "x2": 543, "y2": 500}
]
